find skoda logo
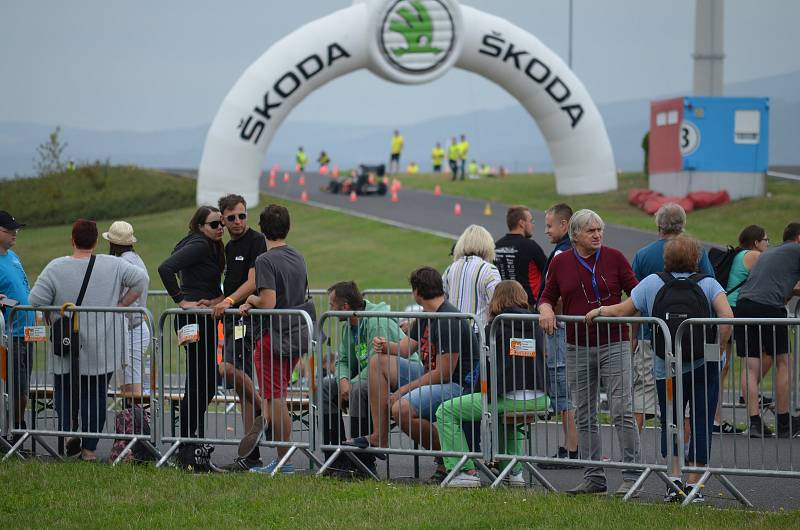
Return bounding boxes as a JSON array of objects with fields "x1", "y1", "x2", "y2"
[
  {"x1": 379, "y1": 0, "x2": 456, "y2": 75},
  {"x1": 62, "y1": 337, "x2": 71, "y2": 346}
]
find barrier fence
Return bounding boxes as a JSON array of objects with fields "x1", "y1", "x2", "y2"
[
  {"x1": 2, "y1": 302, "x2": 799, "y2": 507},
  {"x1": 673, "y1": 317, "x2": 800, "y2": 506},
  {"x1": 315, "y1": 310, "x2": 487, "y2": 482},
  {"x1": 0, "y1": 311, "x2": 7, "y2": 447},
  {"x1": 155, "y1": 307, "x2": 320, "y2": 473},
  {"x1": 2, "y1": 305, "x2": 160, "y2": 464}
]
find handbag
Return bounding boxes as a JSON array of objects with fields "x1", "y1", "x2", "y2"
[
  {"x1": 51, "y1": 255, "x2": 95, "y2": 357},
  {"x1": 270, "y1": 288, "x2": 316, "y2": 357}
]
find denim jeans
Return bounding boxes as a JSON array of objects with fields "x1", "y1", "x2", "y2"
[{"x1": 53, "y1": 371, "x2": 112, "y2": 451}]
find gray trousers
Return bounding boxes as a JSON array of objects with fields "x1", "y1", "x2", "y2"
[
  {"x1": 566, "y1": 341, "x2": 641, "y2": 485},
  {"x1": 321, "y1": 376, "x2": 370, "y2": 418}
]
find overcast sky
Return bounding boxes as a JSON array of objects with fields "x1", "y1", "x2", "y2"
[{"x1": 1, "y1": 0, "x2": 797, "y2": 131}]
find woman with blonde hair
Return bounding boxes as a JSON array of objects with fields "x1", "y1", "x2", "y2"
[
  {"x1": 435, "y1": 280, "x2": 549, "y2": 487},
  {"x1": 443, "y1": 224, "x2": 501, "y2": 330}
]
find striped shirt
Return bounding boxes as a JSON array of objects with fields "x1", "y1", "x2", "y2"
[{"x1": 442, "y1": 256, "x2": 502, "y2": 330}]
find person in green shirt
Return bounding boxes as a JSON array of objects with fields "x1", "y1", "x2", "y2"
[
  {"x1": 295, "y1": 147, "x2": 307, "y2": 172},
  {"x1": 467, "y1": 160, "x2": 478, "y2": 179},
  {"x1": 447, "y1": 137, "x2": 460, "y2": 181},
  {"x1": 431, "y1": 142, "x2": 445, "y2": 172},
  {"x1": 321, "y1": 281, "x2": 421, "y2": 476}
]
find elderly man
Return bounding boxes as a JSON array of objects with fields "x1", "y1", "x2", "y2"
[
  {"x1": 630, "y1": 203, "x2": 715, "y2": 432},
  {"x1": 538, "y1": 209, "x2": 640, "y2": 496}
]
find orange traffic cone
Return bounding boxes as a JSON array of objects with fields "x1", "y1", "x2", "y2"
[
  {"x1": 483, "y1": 202, "x2": 493, "y2": 216},
  {"x1": 268, "y1": 176, "x2": 276, "y2": 188},
  {"x1": 269, "y1": 168, "x2": 277, "y2": 180},
  {"x1": 434, "y1": 184, "x2": 441, "y2": 197},
  {"x1": 391, "y1": 190, "x2": 399, "y2": 203},
  {"x1": 382, "y1": 176, "x2": 389, "y2": 186},
  {"x1": 300, "y1": 190, "x2": 308, "y2": 203},
  {"x1": 283, "y1": 172, "x2": 290, "y2": 183},
  {"x1": 350, "y1": 191, "x2": 358, "y2": 203},
  {"x1": 320, "y1": 164, "x2": 329, "y2": 176},
  {"x1": 298, "y1": 174, "x2": 306, "y2": 187},
  {"x1": 454, "y1": 202, "x2": 462, "y2": 216}
]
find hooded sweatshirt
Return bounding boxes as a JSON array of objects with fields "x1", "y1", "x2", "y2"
[{"x1": 487, "y1": 307, "x2": 547, "y2": 400}]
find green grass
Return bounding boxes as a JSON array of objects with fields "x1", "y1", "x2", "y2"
[
  {"x1": 0, "y1": 165, "x2": 196, "y2": 227},
  {"x1": 398, "y1": 172, "x2": 800, "y2": 245},
  {"x1": 13, "y1": 194, "x2": 452, "y2": 291},
  {"x1": 0, "y1": 462, "x2": 796, "y2": 529}
]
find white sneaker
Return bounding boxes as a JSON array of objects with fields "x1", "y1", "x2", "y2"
[
  {"x1": 502, "y1": 471, "x2": 526, "y2": 488},
  {"x1": 446, "y1": 472, "x2": 481, "y2": 488}
]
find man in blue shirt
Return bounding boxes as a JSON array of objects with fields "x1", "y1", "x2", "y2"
[
  {"x1": 0, "y1": 211, "x2": 34, "y2": 444},
  {"x1": 630, "y1": 203, "x2": 715, "y2": 433}
]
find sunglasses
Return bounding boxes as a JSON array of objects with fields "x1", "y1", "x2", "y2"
[
  {"x1": 204, "y1": 220, "x2": 223, "y2": 229},
  {"x1": 225, "y1": 213, "x2": 247, "y2": 222}
]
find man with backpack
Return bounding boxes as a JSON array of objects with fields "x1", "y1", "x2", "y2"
[
  {"x1": 631, "y1": 204, "x2": 715, "y2": 432},
  {"x1": 733, "y1": 222, "x2": 800, "y2": 438}
]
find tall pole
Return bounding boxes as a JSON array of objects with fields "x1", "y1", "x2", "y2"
[
  {"x1": 693, "y1": 0, "x2": 724, "y2": 96},
  {"x1": 568, "y1": 0, "x2": 573, "y2": 68}
]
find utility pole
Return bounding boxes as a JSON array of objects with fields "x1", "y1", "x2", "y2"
[{"x1": 693, "y1": 0, "x2": 724, "y2": 96}]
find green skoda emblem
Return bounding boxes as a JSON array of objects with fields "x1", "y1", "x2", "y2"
[
  {"x1": 389, "y1": 1, "x2": 442, "y2": 57},
  {"x1": 379, "y1": 0, "x2": 456, "y2": 74}
]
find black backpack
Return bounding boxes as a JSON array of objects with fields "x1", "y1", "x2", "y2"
[
  {"x1": 708, "y1": 246, "x2": 746, "y2": 294},
  {"x1": 652, "y1": 272, "x2": 714, "y2": 361}
]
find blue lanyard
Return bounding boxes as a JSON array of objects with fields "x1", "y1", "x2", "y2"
[{"x1": 573, "y1": 247, "x2": 602, "y2": 300}]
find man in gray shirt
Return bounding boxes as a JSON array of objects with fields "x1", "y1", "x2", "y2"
[
  {"x1": 29, "y1": 219, "x2": 148, "y2": 460},
  {"x1": 734, "y1": 222, "x2": 800, "y2": 438}
]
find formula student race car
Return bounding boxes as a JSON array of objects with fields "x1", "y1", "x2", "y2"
[{"x1": 325, "y1": 164, "x2": 388, "y2": 196}]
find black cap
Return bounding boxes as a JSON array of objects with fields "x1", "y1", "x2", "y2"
[{"x1": 0, "y1": 211, "x2": 24, "y2": 230}]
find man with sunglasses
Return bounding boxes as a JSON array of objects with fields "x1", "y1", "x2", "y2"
[
  {"x1": 207, "y1": 194, "x2": 267, "y2": 471},
  {"x1": 539, "y1": 209, "x2": 640, "y2": 497}
]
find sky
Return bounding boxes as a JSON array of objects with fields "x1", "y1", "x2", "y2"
[{"x1": 1, "y1": 0, "x2": 798, "y2": 132}]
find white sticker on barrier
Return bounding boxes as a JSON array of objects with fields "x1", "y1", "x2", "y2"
[
  {"x1": 509, "y1": 337, "x2": 536, "y2": 357},
  {"x1": 24, "y1": 325, "x2": 47, "y2": 343},
  {"x1": 178, "y1": 323, "x2": 200, "y2": 345},
  {"x1": 234, "y1": 324, "x2": 247, "y2": 341}
]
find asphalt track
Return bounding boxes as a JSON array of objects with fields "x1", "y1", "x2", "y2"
[{"x1": 255, "y1": 170, "x2": 663, "y2": 260}]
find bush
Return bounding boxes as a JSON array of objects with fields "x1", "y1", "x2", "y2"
[{"x1": 0, "y1": 165, "x2": 196, "y2": 227}]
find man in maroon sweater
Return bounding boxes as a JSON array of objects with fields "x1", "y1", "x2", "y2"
[{"x1": 539, "y1": 209, "x2": 641, "y2": 497}]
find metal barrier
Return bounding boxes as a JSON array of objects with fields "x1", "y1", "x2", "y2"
[
  {"x1": 315, "y1": 310, "x2": 487, "y2": 482},
  {"x1": 674, "y1": 317, "x2": 800, "y2": 506},
  {"x1": 486, "y1": 314, "x2": 680, "y2": 498},
  {"x1": 155, "y1": 307, "x2": 320, "y2": 473},
  {"x1": 2, "y1": 305, "x2": 160, "y2": 464},
  {"x1": 0, "y1": 311, "x2": 7, "y2": 446}
]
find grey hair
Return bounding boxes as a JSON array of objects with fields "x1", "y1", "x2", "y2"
[
  {"x1": 655, "y1": 203, "x2": 686, "y2": 235},
  {"x1": 568, "y1": 209, "x2": 604, "y2": 241},
  {"x1": 453, "y1": 224, "x2": 496, "y2": 262}
]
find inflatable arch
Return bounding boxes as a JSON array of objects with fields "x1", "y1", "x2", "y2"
[{"x1": 197, "y1": 0, "x2": 617, "y2": 206}]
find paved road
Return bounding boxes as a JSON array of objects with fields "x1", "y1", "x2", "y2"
[{"x1": 256, "y1": 170, "x2": 664, "y2": 260}]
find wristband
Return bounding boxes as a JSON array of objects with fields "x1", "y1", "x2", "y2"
[{"x1": 225, "y1": 296, "x2": 235, "y2": 305}]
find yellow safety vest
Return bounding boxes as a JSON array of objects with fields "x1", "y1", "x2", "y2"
[
  {"x1": 448, "y1": 144, "x2": 460, "y2": 161},
  {"x1": 458, "y1": 140, "x2": 469, "y2": 160},
  {"x1": 468, "y1": 161, "x2": 478, "y2": 174},
  {"x1": 431, "y1": 147, "x2": 444, "y2": 165},
  {"x1": 296, "y1": 151, "x2": 307, "y2": 166},
  {"x1": 391, "y1": 135, "x2": 404, "y2": 155}
]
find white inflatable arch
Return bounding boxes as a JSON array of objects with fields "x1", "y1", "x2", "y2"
[{"x1": 197, "y1": 0, "x2": 616, "y2": 206}]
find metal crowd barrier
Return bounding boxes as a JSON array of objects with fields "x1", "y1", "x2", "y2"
[
  {"x1": 0, "y1": 311, "x2": 7, "y2": 446},
  {"x1": 486, "y1": 314, "x2": 681, "y2": 499},
  {"x1": 674, "y1": 317, "x2": 800, "y2": 507},
  {"x1": 155, "y1": 307, "x2": 320, "y2": 472},
  {"x1": 315, "y1": 310, "x2": 487, "y2": 482},
  {"x1": 2, "y1": 305, "x2": 160, "y2": 464}
]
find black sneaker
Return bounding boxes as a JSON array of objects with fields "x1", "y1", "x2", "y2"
[
  {"x1": 179, "y1": 444, "x2": 223, "y2": 473},
  {"x1": 222, "y1": 456, "x2": 263, "y2": 472},
  {"x1": 537, "y1": 446, "x2": 582, "y2": 469},
  {"x1": 426, "y1": 467, "x2": 448, "y2": 484},
  {"x1": 713, "y1": 421, "x2": 746, "y2": 435},
  {"x1": 748, "y1": 416, "x2": 774, "y2": 438},
  {"x1": 664, "y1": 479, "x2": 685, "y2": 503},
  {"x1": 777, "y1": 415, "x2": 800, "y2": 439}
]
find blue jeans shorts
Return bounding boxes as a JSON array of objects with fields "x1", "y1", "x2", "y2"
[
  {"x1": 403, "y1": 383, "x2": 463, "y2": 420},
  {"x1": 545, "y1": 325, "x2": 573, "y2": 413}
]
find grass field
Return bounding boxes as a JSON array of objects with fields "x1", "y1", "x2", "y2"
[
  {"x1": 398, "y1": 172, "x2": 800, "y2": 246},
  {"x1": 0, "y1": 461, "x2": 796, "y2": 529},
  {"x1": 0, "y1": 165, "x2": 195, "y2": 227},
  {"x1": 13, "y1": 194, "x2": 452, "y2": 290}
]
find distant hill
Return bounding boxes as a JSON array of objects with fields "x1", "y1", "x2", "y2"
[{"x1": 1, "y1": 70, "x2": 798, "y2": 178}]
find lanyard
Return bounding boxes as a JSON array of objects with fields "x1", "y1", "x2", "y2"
[{"x1": 573, "y1": 247, "x2": 602, "y2": 301}]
